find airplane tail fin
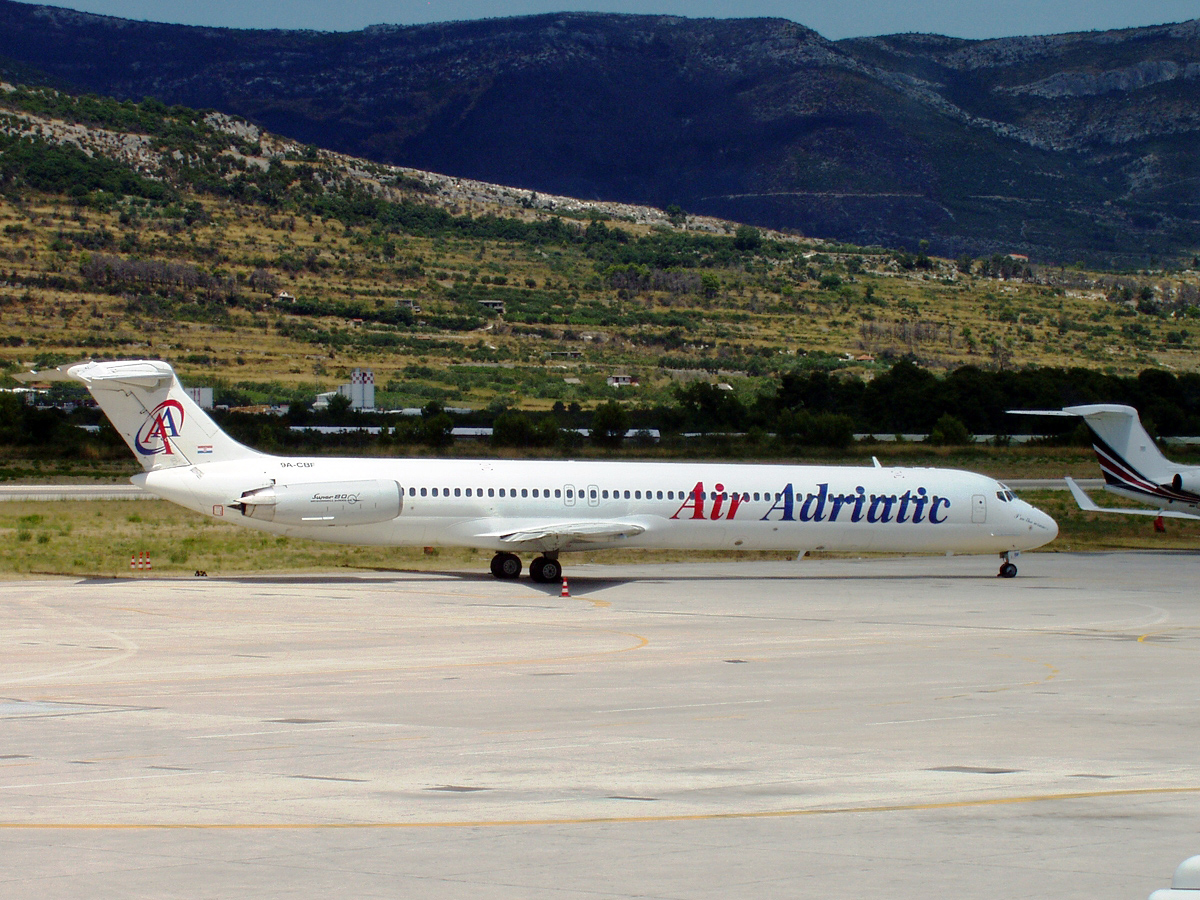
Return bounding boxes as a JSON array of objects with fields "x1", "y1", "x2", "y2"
[
  {"x1": 1060, "y1": 404, "x2": 1176, "y2": 489},
  {"x1": 16, "y1": 359, "x2": 261, "y2": 471}
]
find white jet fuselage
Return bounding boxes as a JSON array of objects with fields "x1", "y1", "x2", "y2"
[{"x1": 135, "y1": 455, "x2": 1057, "y2": 556}]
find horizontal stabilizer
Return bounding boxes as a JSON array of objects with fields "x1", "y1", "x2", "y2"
[
  {"x1": 13, "y1": 359, "x2": 95, "y2": 384},
  {"x1": 1065, "y1": 476, "x2": 1195, "y2": 519},
  {"x1": 1006, "y1": 409, "x2": 1080, "y2": 418}
]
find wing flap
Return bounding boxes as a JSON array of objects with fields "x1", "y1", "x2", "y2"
[{"x1": 483, "y1": 521, "x2": 646, "y2": 546}]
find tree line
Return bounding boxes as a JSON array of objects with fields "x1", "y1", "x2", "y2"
[{"x1": 6, "y1": 360, "x2": 1200, "y2": 458}]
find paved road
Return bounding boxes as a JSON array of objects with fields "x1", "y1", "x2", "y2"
[
  {"x1": 1008, "y1": 477, "x2": 1103, "y2": 491},
  {"x1": 0, "y1": 553, "x2": 1195, "y2": 899},
  {"x1": 0, "y1": 484, "x2": 148, "y2": 501}
]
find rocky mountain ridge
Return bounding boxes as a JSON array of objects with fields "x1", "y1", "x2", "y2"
[
  {"x1": 0, "y1": 82, "x2": 739, "y2": 234},
  {"x1": 0, "y1": 3, "x2": 1197, "y2": 264}
]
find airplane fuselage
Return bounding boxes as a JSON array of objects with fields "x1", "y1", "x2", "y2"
[
  {"x1": 18, "y1": 359, "x2": 1058, "y2": 578},
  {"x1": 134, "y1": 455, "x2": 1057, "y2": 557}
]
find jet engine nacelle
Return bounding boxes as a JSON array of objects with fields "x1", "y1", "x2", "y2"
[
  {"x1": 1169, "y1": 469, "x2": 1200, "y2": 495},
  {"x1": 237, "y1": 479, "x2": 402, "y2": 526}
]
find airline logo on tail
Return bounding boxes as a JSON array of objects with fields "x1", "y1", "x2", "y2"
[{"x1": 135, "y1": 400, "x2": 185, "y2": 456}]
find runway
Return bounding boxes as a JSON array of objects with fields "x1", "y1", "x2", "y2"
[{"x1": 0, "y1": 552, "x2": 1195, "y2": 898}]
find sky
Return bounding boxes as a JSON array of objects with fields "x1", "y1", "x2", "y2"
[{"x1": 24, "y1": 0, "x2": 1200, "y2": 40}]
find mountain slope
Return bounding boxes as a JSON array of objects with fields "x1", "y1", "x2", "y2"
[
  {"x1": 0, "y1": 3, "x2": 1197, "y2": 264},
  {"x1": 1, "y1": 81, "x2": 1198, "y2": 396}
]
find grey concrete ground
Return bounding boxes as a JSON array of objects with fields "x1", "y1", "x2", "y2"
[
  {"x1": 0, "y1": 484, "x2": 150, "y2": 501},
  {"x1": 0, "y1": 552, "x2": 1195, "y2": 899}
]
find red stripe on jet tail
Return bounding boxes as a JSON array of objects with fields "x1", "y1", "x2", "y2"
[
  {"x1": 1094, "y1": 445, "x2": 1156, "y2": 491},
  {"x1": 1094, "y1": 445, "x2": 1193, "y2": 504}
]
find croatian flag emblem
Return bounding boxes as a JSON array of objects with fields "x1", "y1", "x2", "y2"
[{"x1": 197, "y1": 444, "x2": 213, "y2": 454}]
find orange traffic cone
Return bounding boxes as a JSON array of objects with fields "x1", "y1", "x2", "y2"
[{"x1": 561, "y1": 577, "x2": 570, "y2": 598}]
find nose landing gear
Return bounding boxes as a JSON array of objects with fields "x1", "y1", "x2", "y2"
[{"x1": 998, "y1": 552, "x2": 1018, "y2": 578}]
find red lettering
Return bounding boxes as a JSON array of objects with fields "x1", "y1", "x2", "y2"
[
  {"x1": 710, "y1": 483, "x2": 725, "y2": 520},
  {"x1": 670, "y1": 481, "x2": 707, "y2": 520},
  {"x1": 145, "y1": 413, "x2": 176, "y2": 454}
]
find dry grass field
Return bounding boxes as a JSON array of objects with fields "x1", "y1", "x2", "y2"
[{"x1": 2, "y1": 188, "x2": 1198, "y2": 413}]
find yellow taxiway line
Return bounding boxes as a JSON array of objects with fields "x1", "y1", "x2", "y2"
[{"x1": 2, "y1": 785, "x2": 1197, "y2": 829}]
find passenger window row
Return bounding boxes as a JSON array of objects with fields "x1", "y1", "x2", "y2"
[
  {"x1": 409, "y1": 487, "x2": 564, "y2": 498},
  {"x1": 405, "y1": 487, "x2": 792, "y2": 502}
]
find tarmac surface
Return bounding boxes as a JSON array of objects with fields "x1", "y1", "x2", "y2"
[{"x1": 0, "y1": 551, "x2": 1196, "y2": 899}]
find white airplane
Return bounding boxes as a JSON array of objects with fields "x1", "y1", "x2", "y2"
[
  {"x1": 21, "y1": 359, "x2": 1058, "y2": 579},
  {"x1": 1011, "y1": 404, "x2": 1200, "y2": 520}
]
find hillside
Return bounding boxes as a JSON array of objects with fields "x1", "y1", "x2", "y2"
[
  {"x1": 0, "y1": 4, "x2": 1196, "y2": 265},
  {"x1": 0, "y1": 83, "x2": 1198, "y2": 422}
]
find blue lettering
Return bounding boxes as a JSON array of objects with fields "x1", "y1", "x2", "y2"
[
  {"x1": 850, "y1": 486, "x2": 867, "y2": 522},
  {"x1": 929, "y1": 496, "x2": 951, "y2": 524},
  {"x1": 896, "y1": 490, "x2": 912, "y2": 523},
  {"x1": 911, "y1": 487, "x2": 929, "y2": 523},
  {"x1": 798, "y1": 483, "x2": 828, "y2": 522},
  {"x1": 760, "y1": 483, "x2": 795, "y2": 521},
  {"x1": 867, "y1": 494, "x2": 898, "y2": 523}
]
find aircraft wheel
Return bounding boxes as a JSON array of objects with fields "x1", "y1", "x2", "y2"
[
  {"x1": 494, "y1": 552, "x2": 522, "y2": 579},
  {"x1": 530, "y1": 556, "x2": 562, "y2": 584},
  {"x1": 529, "y1": 556, "x2": 547, "y2": 583},
  {"x1": 491, "y1": 552, "x2": 522, "y2": 579},
  {"x1": 999, "y1": 562, "x2": 1018, "y2": 578}
]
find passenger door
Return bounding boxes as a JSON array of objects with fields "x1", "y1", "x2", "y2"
[{"x1": 971, "y1": 494, "x2": 986, "y2": 523}]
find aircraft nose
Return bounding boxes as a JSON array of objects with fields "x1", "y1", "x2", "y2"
[
  {"x1": 1038, "y1": 508, "x2": 1059, "y2": 542},
  {"x1": 1021, "y1": 504, "x2": 1058, "y2": 547}
]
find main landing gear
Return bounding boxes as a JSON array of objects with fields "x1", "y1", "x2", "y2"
[
  {"x1": 489, "y1": 552, "x2": 522, "y2": 579},
  {"x1": 489, "y1": 552, "x2": 562, "y2": 583},
  {"x1": 998, "y1": 552, "x2": 1018, "y2": 579},
  {"x1": 528, "y1": 555, "x2": 562, "y2": 584}
]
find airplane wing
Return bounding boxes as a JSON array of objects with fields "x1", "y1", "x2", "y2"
[
  {"x1": 1065, "y1": 476, "x2": 1197, "y2": 519},
  {"x1": 477, "y1": 520, "x2": 646, "y2": 549}
]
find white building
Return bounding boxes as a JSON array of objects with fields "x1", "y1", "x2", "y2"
[
  {"x1": 184, "y1": 387, "x2": 214, "y2": 409},
  {"x1": 316, "y1": 367, "x2": 372, "y2": 410},
  {"x1": 315, "y1": 369, "x2": 376, "y2": 412},
  {"x1": 344, "y1": 368, "x2": 375, "y2": 410}
]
